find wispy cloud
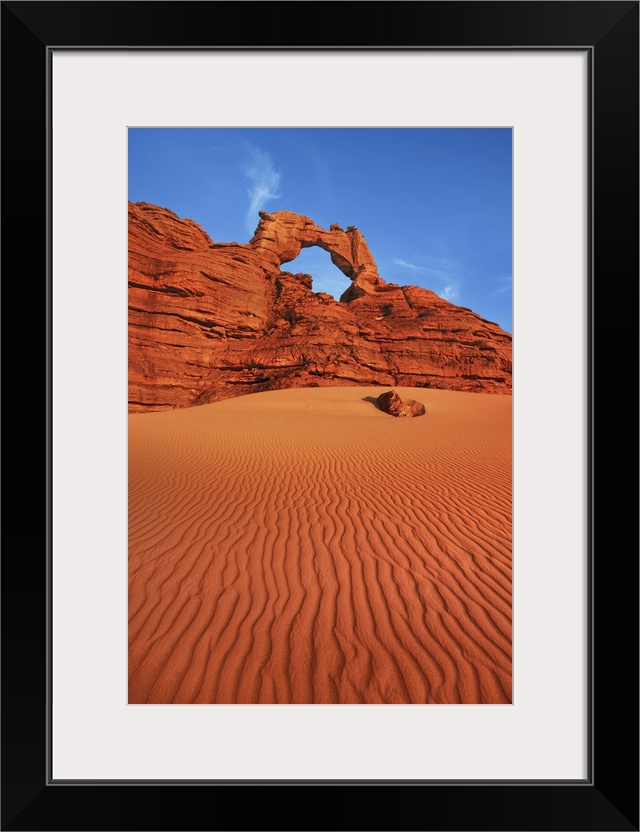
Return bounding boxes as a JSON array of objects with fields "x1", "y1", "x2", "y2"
[
  {"x1": 312, "y1": 272, "x2": 351, "y2": 298},
  {"x1": 391, "y1": 254, "x2": 461, "y2": 302},
  {"x1": 488, "y1": 275, "x2": 513, "y2": 298},
  {"x1": 393, "y1": 258, "x2": 420, "y2": 271},
  {"x1": 242, "y1": 146, "x2": 281, "y2": 234}
]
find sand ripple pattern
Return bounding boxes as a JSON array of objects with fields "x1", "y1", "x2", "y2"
[{"x1": 129, "y1": 387, "x2": 512, "y2": 704}]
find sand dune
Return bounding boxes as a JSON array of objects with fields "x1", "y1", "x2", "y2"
[{"x1": 128, "y1": 387, "x2": 512, "y2": 704}]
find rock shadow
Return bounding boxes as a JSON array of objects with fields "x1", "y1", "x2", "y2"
[
  {"x1": 362, "y1": 391, "x2": 426, "y2": 417},
  {"x1": 362, "y1": 395, "x2": 382, "y2": 410}
]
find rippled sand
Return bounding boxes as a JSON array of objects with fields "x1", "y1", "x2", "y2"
[{"x1": 128, "y1": 387, "x2": 512, "y2": 704}]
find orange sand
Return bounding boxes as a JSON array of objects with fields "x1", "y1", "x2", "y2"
[{"x1": 128, "y1": 387, "x2": 512, "y2": 704}]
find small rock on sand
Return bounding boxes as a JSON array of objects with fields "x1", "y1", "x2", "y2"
[{"x1": 376, "y1": 389, "x2": 425, "y2": 417}]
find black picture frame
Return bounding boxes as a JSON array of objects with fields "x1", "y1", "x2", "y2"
[{"x1": 2, "y1": 2, "x2": 638, "y2": 830}]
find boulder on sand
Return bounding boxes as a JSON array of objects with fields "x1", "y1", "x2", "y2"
[{"x1": 376, "y1": 389, "x2": 425, "y2": 417}]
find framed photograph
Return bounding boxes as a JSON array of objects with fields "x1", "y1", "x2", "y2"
[{"x1": 2, "y1": 2, "x2": 637, "y2": 830}]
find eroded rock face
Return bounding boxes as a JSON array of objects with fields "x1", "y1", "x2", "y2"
[
  {"x1": 128, "y1": 202, "x2": 512, "y2": 412},
  {"x1": 376, "y1": 390, "x2": 426, "y2": 417}
]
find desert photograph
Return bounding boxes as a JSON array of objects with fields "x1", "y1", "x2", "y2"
[{"x1": 128, "y1": 128, "x2": 512, "y2": 704}]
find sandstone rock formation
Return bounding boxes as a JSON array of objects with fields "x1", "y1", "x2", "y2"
[
  {"x1": 129, "y1": 202, "x2": 512, "y2": 412},
  {"x1": 376, "y1": 390, "x2": 426, "y2": 418}
]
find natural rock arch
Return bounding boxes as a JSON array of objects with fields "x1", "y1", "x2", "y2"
[
  {"x1": 250, "y1": 210, "x2": 383, "y2": 301},
  {"x1": 128, "y1": 201, "x2": 513, "y2": 411}
]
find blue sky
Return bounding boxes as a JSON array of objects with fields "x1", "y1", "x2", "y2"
[{"x1": 129, "y1": 128, "x2": 512, "y2": 332}]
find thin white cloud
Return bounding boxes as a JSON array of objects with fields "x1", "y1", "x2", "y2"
[
  {"x1": 390, "y1": 255, "x2": 461, "y2": 302},
  {"x1": 488, "y1": 275, "x2": 513, "y2": 298},
  {"x1": 441, "y1": 283, "x2": 459, "y2": 301},
  {"x1": 392, "y1": 255, "x2": 456, "y2": 280},
  {"x1": 242, "y1": 146, "x2": 281, "y2": 233},
  {"x1": 393, "y1": 258, "x2": 420, "y2": 271},
  {"x1": 313, "y1": 273, "x2": 350, "y2": 297}
]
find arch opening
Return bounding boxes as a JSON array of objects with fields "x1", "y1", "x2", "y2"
[{"x1": 282, "y1": 246, "x2": 352, "y2": 301}]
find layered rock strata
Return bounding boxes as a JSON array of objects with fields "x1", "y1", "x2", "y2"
[{"x1": 128, "y1": 202, "x2": 512, "y2": 412}]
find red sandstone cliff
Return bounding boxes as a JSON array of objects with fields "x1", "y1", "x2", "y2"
[{"x1": 128, "y1": 202, "x2": 512, "y2": 412}]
